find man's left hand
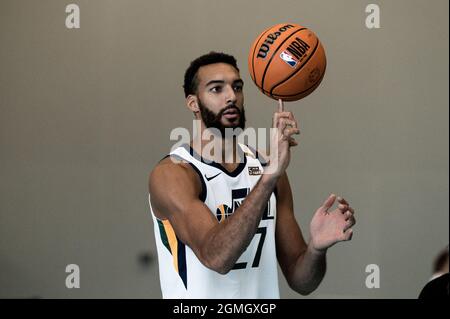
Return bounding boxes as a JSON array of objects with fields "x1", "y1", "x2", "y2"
[{"x1": 309, "y1": 194, "x2": 356, "y2": 252}]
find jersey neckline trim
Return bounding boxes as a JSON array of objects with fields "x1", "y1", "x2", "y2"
[{"x1": 180, "y1": 143, "x2": 247, "y2": 177}]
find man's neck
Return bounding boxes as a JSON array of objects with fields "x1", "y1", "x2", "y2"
[{"x1": 191, "y1": 128, "x2": 243, "y2": 169}]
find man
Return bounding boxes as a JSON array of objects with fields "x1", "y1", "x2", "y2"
[
  {"x1": 418, "y1": 245, "x2": 449, "y2": 299},
  {"x1": 419, "y1": 273, "x2": 449, "y2": 299},
  {"x1": 148, "y1": 52, "x2": 355, "y2": 298}
]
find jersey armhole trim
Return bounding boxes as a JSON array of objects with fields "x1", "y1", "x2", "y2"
[{"x1": 187, "y1": 162, "x2": 207, "y2": 202}]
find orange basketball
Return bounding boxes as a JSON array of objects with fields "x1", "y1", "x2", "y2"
[{"x1": 248, "y1": 23, "x2": 326, "y2": 101}]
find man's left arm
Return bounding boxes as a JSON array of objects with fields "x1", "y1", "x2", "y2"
[{"x1": 275, "y1": 172, "x2": 356, "y2": 295}]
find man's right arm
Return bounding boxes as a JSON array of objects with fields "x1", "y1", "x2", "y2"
[{"x1": 149, "y1": 159, "x2": 278, "y2": 274}]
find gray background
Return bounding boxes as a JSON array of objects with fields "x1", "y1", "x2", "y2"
[{"x1": 0, "y1": 0, "x2": 448, "y2": 298}]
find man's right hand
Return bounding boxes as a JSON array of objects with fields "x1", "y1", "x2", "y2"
[{"x1": 266, "y1": 99, "x2": 300, "y2": 178}]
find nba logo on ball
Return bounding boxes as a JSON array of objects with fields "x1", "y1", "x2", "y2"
[{"x1": 280, "y1": 51, "x2": 298, "y2": 68}]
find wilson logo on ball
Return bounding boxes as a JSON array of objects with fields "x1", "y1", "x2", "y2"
[{"x1": 256, "y1": 24, "x2": 295, "y2": 59}]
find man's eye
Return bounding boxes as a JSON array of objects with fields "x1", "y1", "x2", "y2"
[{"x1": 233, "y1": 85, "x2": 243, "y2": 92}]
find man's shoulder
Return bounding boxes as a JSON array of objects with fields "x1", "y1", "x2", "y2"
[
  {"x1": 149, "y1": 155, "x2": 202, "y2": 219},
  {"x1": 157, "y1": 155, "x2": 190, "y2": 167},
  {"x1": 151, "y1": 156, "x2": 195, "y2": 180},
  {"x1": 149, "y1": 155, "x2": 201, "y2": 195}
]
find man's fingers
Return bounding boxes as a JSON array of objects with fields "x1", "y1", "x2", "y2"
[
  {"x1": 337, "y1": 197, "x2": 354, "y2": 215},
  {"x1": 344, "y1": 211, "x2": 353, "y2": 220},
  {"x1": 342, "y1": 228, "x2": 353, "y2": 241},
  {"x1": 288, "y1": 137, "x2": 298, "y2": 147},
  {"x1": 279, "y1": 128, "x2": 300, "y2": 144},
  {"x1": 273, "y1": 99, "x2": 300, "y2": 132},
  {"x1": 337, "y1": 196, "x2": 349, "y2": 206},
  {"x1": 284, "y1": 110, "x2": 298, "y2": 126},
  {"x1": 277, "y1": 116, "x2": 298, "y2": 130},
  {"x1": 345, "y1": 216, "x2": 356, "y2": 228},
  {"x1": 273, "y1": 111, "x2": 295, "y2": 128},
  {"x1": 350, "y1": 216, "x2": 356, "y2": 227},
  {"x1": 278, "y1": 118, "x2": 297, "y2": 130},
  {"x1": 321, "y1": 194, "x2": 336, "y2": 212},
  {"x1": 272, "y1": 100, "x2": 300, "y2": 147},
  {"x1": 277, "y1": 111, "x2": 296, "y2": 120},
  {"x1": 284, "y1": 127, "x2": 300, "y2": 137},
  {"x1": 342, "y1": 206, "x2": 355, "y2": 215},
  {"x1": 278, "y1": 98, "x2": 284, "y2": 112}
]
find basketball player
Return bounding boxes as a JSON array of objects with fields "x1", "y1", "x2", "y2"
[{"x1": 148, "y1": 52, "x2": 356, "y2": 298}]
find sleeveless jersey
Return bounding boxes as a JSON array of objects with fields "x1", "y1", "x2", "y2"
[{"x1": 149, "y1": 143, "x2": 279, "y2": 298}]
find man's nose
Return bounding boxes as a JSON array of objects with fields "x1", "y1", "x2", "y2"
[{"x1": 225, "y1": 85, "x2": 237, "y2": 104}]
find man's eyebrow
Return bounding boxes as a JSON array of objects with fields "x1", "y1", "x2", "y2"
[
  {"x1": 205, "y1": 79, "x2": 244, "y2": 87},
  {"x1": 205, "y1": 80, "x2": 225, "y2": 87}
]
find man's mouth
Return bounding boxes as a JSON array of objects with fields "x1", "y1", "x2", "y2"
[{"x1": 222, "y1": 107, "x2": 240, "y2": 120}]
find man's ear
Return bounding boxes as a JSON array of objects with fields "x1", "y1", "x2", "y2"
[{"x1": 186, "y1": 95, "x2": 200, "y2": 113}]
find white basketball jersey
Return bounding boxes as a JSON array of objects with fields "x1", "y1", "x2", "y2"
[{"x1": 149, "y1": 143, "x2": 279, "y2": 299}]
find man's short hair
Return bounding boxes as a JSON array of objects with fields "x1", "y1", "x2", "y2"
[
  {"x1": 433, "y1": 246, "x2": 449, "y2": 273},
  {"x1": 183, "y1": 51, "x2": 240, "y2": 98}
]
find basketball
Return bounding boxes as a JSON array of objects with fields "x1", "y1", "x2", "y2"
[{"x1": 248, "y1": 23, "x2": 327, "y2": 101}]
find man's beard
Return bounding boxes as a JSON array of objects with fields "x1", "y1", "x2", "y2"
[{"x1": 197, "y1": 97, "x2": 246, "y2": 138}]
